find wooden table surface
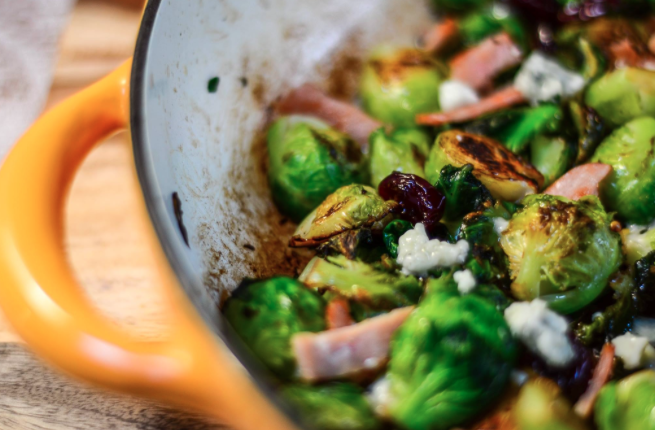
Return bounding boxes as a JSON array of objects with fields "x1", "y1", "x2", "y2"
[{"x1": 0, "y1": 1, "x2": 223, "y2": 428}]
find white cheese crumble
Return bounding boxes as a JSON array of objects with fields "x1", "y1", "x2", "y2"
[
  {"x1": 454, "y1": 269, "x2": 477, "y2": 294},
  {"x1": 504, "y1": 299, "x2": 575, "y2": 368},
  {"x1": 612, "y1": 333, "x2": 655, "y2": 370},
  {"x1": 493, "y1": 217, "x2": 510, "y2": 236},
  {"x1": 396, "y1": 223, "x2": 470, "y2": 276},
  {"x1": 623, "y1": 222, "x2": 655, "y2": 258},
  {"x1": 514, "y1": 52, "x2": 586, "y2": 105},
  {"x1": 367, "y1": 376, "x2": 394, "y2": 418},
  {"x1": 439, "y1": 80, "x2": 480, "y2": 112},
  {"x1": 634, "y1": 318, "x2": 655, "y2": 343}
]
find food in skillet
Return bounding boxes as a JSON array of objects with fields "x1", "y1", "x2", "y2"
[{"x1": 224, "y1": 1, "x2": 655, "y2": 429}]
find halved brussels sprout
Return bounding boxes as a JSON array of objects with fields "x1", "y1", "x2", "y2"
[
  {"x1": 530, "y1": 134, "x2": 577, "y2": 187},
  {"x1": 223, "y1": 277, "x2": 326, "y2": 379},
  {"x1": 387, "y1": 274, "x2": 517, "y2": 430},
  {"x1": 595, "y1": 370, "x2": 655, "y2": 430},
  {"x1": 290, "y1": 184, "x2": 397, "y2": 247},
  {"x1": 500, "y1": 195, "x2": 621, "y2": 314},
  {"x1": 585, "y1": 68, "x2": 655, "y2": 127},
  {"x1": 360, "y1": 47, "x2": 443, "y2": 127},
  {"x1": 368, "y1": 127, "x2": 430, "y2": 188},
  {"x1": 426, "y1": 130, "x2": 544, "y2": 202},
  {"x1": 268, "y1": 116, "x2": 366, "y2": 222},
  {"x1": 514, "y1": 378, "x2": 589, "y2": 430},
  {"x1": 591, "y1": 116, "x2": 655, "y2": 225}
]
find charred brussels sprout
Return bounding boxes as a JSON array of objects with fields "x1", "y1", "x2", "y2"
[
  {"x1": 360, "y1": 47, "x2": 442, "y2": 127},
  {"x1": 595, "y1": 370, "x2": 655, "y2": 430},
  {"x1": 514, "y1": 378, "x2": 589, "y2": 430},
  {"x1": 387, "y1": 274, "x2": 517, "y2": 430},
  {"x1": 281, "y1": 383, "x2": 380, "y2": 430},
  {"x1": 585, "y1": 68, "x2": 655, "y2": 127},
  {"x1": 223, "y1": 277, "x2": 325, "y2": 379},
  {"x1": 299, "y1": 255, "x2": 422, "y2": 311},
  {"x1": 383, "y1": 219, "x2": 413, "y2": 258},
  {"x1": 268, "y1": 116, "x2": 366, "y2": 222},
  {"x1": 591, "y1": 117, "x2": 655, "y2": 225},
  {"x1": 290, "y1": 184, "x2": 397, "y2": 248},
  {"x1": 500, "y1": 195, "x2": 621, "y2": 314},
  {"x1": 435, "y1": 164, "x2": 493, "y2": 222},
  {"x1": 530, "y1": 135, "x2": 577, "y2": 187},
  {"x1": 426, "y1": 130, "x2": 544, "y2": 202},
  {"x1": 369, "y1": 127, "x2": 430, "y2": 188}
]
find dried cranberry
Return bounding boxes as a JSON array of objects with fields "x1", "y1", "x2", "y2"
[
  {"x1": 521, "y1": 336, "x2": 595, "y2": 401},
  {"x1": 378, "y1": 172, "x2": 446, "y2": 236}
]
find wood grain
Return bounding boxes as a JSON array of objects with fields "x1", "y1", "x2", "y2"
[{"x1": 0, "y1": 1, "x2": 225, "y2": 428}]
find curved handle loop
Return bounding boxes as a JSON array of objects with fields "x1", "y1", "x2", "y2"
[{"x1": 0, "y1": 61, "x2": 296, "y2": 430}]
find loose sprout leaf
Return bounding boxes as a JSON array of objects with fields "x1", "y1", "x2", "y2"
[
  {"x1": 383, "y1": 219, "x2": 413, "y2": 259},
  {"x1": 435, "y1": 164, "x2": 494, "y2": 222},
  {"x1": 223, "y1": 277, "x2": 326, "y2": 380},
  {"x1": 281, "y1": 383, "x2": 380, "y2": 430},
  {"x1": 388, "y1": 274, "x2": 517, "y2": 430}
]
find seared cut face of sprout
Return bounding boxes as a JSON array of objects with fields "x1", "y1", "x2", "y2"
[{"x1": 222, "y1": 2, "x2": 655, "y2": 430}]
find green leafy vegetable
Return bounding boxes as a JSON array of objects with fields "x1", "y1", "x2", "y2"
[
  {"x1": 268, "y1": 116, "x2": 366, "y2": 222},
  {"x1": 207, "y1": 76, "x2": 220, "y2": 93},
  {"x1": 281, "y1": 383, "x2": 380, "y2": 430},
  {"x1": 223, "y1": 277, "x2": 326, "y2": 379},
  {"x1": 387, "y1": 274, "x2": 517, "y2": 430},
  {"x1": 368, "y1": 127, "x2": 430, "y2": 188},
  {"x1": 500, "y1": 195, "x2": 622, "y2": 314},
  {"x1": 494, "y1": 105, "x2": 563, "y2": 154},
  {"x1": 595, "y1": 370, "x2": 655, "y2": 430},
  {"x1": 383, "y1": 219, "x2": 413, "y2": 259},
  {"x1": 458, "y1": 7, "x2": 527, "y2": 49},
  {"x1": 435, "y1": 164, "x2": 493, "y2": 222}
]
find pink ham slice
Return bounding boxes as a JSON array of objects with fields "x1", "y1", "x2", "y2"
[
  {"x1": 421, "y1": 18, "x2": 459, "y2": 54},
  {"x1": 276, "y1": 84, "x2": 382, "y2": 149},
  {"x1": 544, "y1": 163, "x2": 612, "y2": 201},
  {"x1": 416, "y1": 86, "x2": 526, "y2": 126},
  {"x1": 292, "y1": 306, "x2": 414, "y2": 381},
  {"x1": 449, "y1": 32, "x2": 523, "y2": 92},
  {"x1": 574, "y1": 343, "x2": 615, "y2": 419}
]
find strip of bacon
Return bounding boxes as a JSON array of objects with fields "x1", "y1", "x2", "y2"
[
  {"x1": 421, "y1": 18, "x2": 459, "y2": 54},
  {"x1": 326, "y1": 299, "x2": 355, "y2": 330},
  {"x1": 292, "y1": 306, "x2": 414, "y2": 382},
  {"x1": 609, "y1": 39, "x2": 655, "y2": 71},
  {"x1": 544, "y1": 163, "x2": 612, "y2": 201},
  {"x1": 649, "y1": 34, "x2": 655, "y2": 56},
  {"x1": 416, "y1": 86, "x2": 526, "y2": 126},
  {"x1": 276, "y1": 84, "x2": 382, "y2": 149},
  {"x1": 449, "y1": 32, "x2": 523, "y2": 92},
  {"x1": 574, "y1": 343, "x2": 615, "y2": 419}
]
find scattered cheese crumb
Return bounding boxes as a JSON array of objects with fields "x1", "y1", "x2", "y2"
[
  {"x1": 367, "y1": 376, "x2": 394, "y2": 418},
  {"x1": 439, "y1": 80, "x2": 480, "y2": 112},
  {"x1": 623, "y1": 222, "x2": 655, "y2": 258},
  {"x1": 634, "y1": 318, "x2": 655, "y2": 343},
  {"x1": 493, "y1": 217, "x2": 510, "y2": 236},
  {"x1": 514, "y1": 52, "x2": 586, "y2": 105},
  {"x1": 454, "y1": 269, "x2": 477, "y2": 294},
  {"x1": 612, "y1": 333, "x2": 655, "y2": 370},
  {"x1": 396, "y1": 223, "x2": 469, "y2": 276},
  {"x1": 504, "y1": 299, "x2": 575, "y2": 368}
]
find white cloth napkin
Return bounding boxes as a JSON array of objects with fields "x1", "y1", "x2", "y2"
[{"x1": 0, "y1": 0, "x2": 75, "y2": 161}]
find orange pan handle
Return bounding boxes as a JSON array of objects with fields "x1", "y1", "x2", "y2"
[{"x1": 0, "y1": 60, "x2": 297, "y2": 430}]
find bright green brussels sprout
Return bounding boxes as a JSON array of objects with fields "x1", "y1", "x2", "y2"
[
  {"x1": 299, "y1": 255, "x2": 422, "y2": 311},
  {"x1": 435, "y1": 164, "x2": 493, "y2": 222},
  {"x1": 426, "y1": 130, "x2": 544, "y2": 202},
  {"x1": 223, "y1": 277, "x2": 325, "y2": 379},
  {"x1": 383, "y1": 219, "x2": 413, "y2": 258},
  {"x1": 360, "y1": 47, "x2": 443, "y2": 127},
  {"x1": 387, "y1": 274, "x2": 517, "y2": 430},
  {"x1": 585, "y1": 68, "x2": 655, "y2": 127},
  {"x1": 458, "y1": 6, "x2": 527, "y2": 49},
  {"x1": 591, "y1": 117, "x2": 655, "y2": 225},
  {"x1": 500, "y1": 195, "x2": 622, "y2": 314},
  {"x1": 368, "y1": 127, "x2": 430, "y2": 188},
  {"x1": 514, "y1": 378, "x2": 589, "y2": 430},
  {"x1": 431, "y1": 0, "x2": 490, "y2": 13},
  {"x1": 268, "y1": 116, "x2": 366, "y2": 223},
  {"x1": 595, "y1": 370, "x2": 655, "y2": 430},
  {"x1": 530, "y1": 134, "x2": 577, "y2": 187},
  {"x1": 290, "y1": 184, "x2": 397, "y2": 248},
  {"x1": 281, "y1": 383, "x2": 380, "y2": 430}
]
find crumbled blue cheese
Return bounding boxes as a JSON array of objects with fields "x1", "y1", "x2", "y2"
[
  {"x1": 635, "y1": 318, "x2": 655, "y2": 343},
  {"x1": 504, "y1": 299, "x2": 575, "y2": 368},
  {"x1": 396, "y1": 223, "x2": 469, "y2": 276},
  {"x1": 514, "y1": 52, "x2": 586, "y2": 105},
  {"x1": 367, "y1": 376, "x2": 394, "y2": 418},
  {"x1": 439, "y1": 80, "x2": 480, "y2": 112},
  {"x1": 612, "y1": 333, "x2": 655, "y2": 370},
  {"x1": 622, "y1": 222, "x2": 655, "y2": 258},
  {"x1": 493, "y1": 217, "x2": 510, "y2": 236},
  {"x1": 454, "y1": 269, "x2": 477, "y2": 294}
]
